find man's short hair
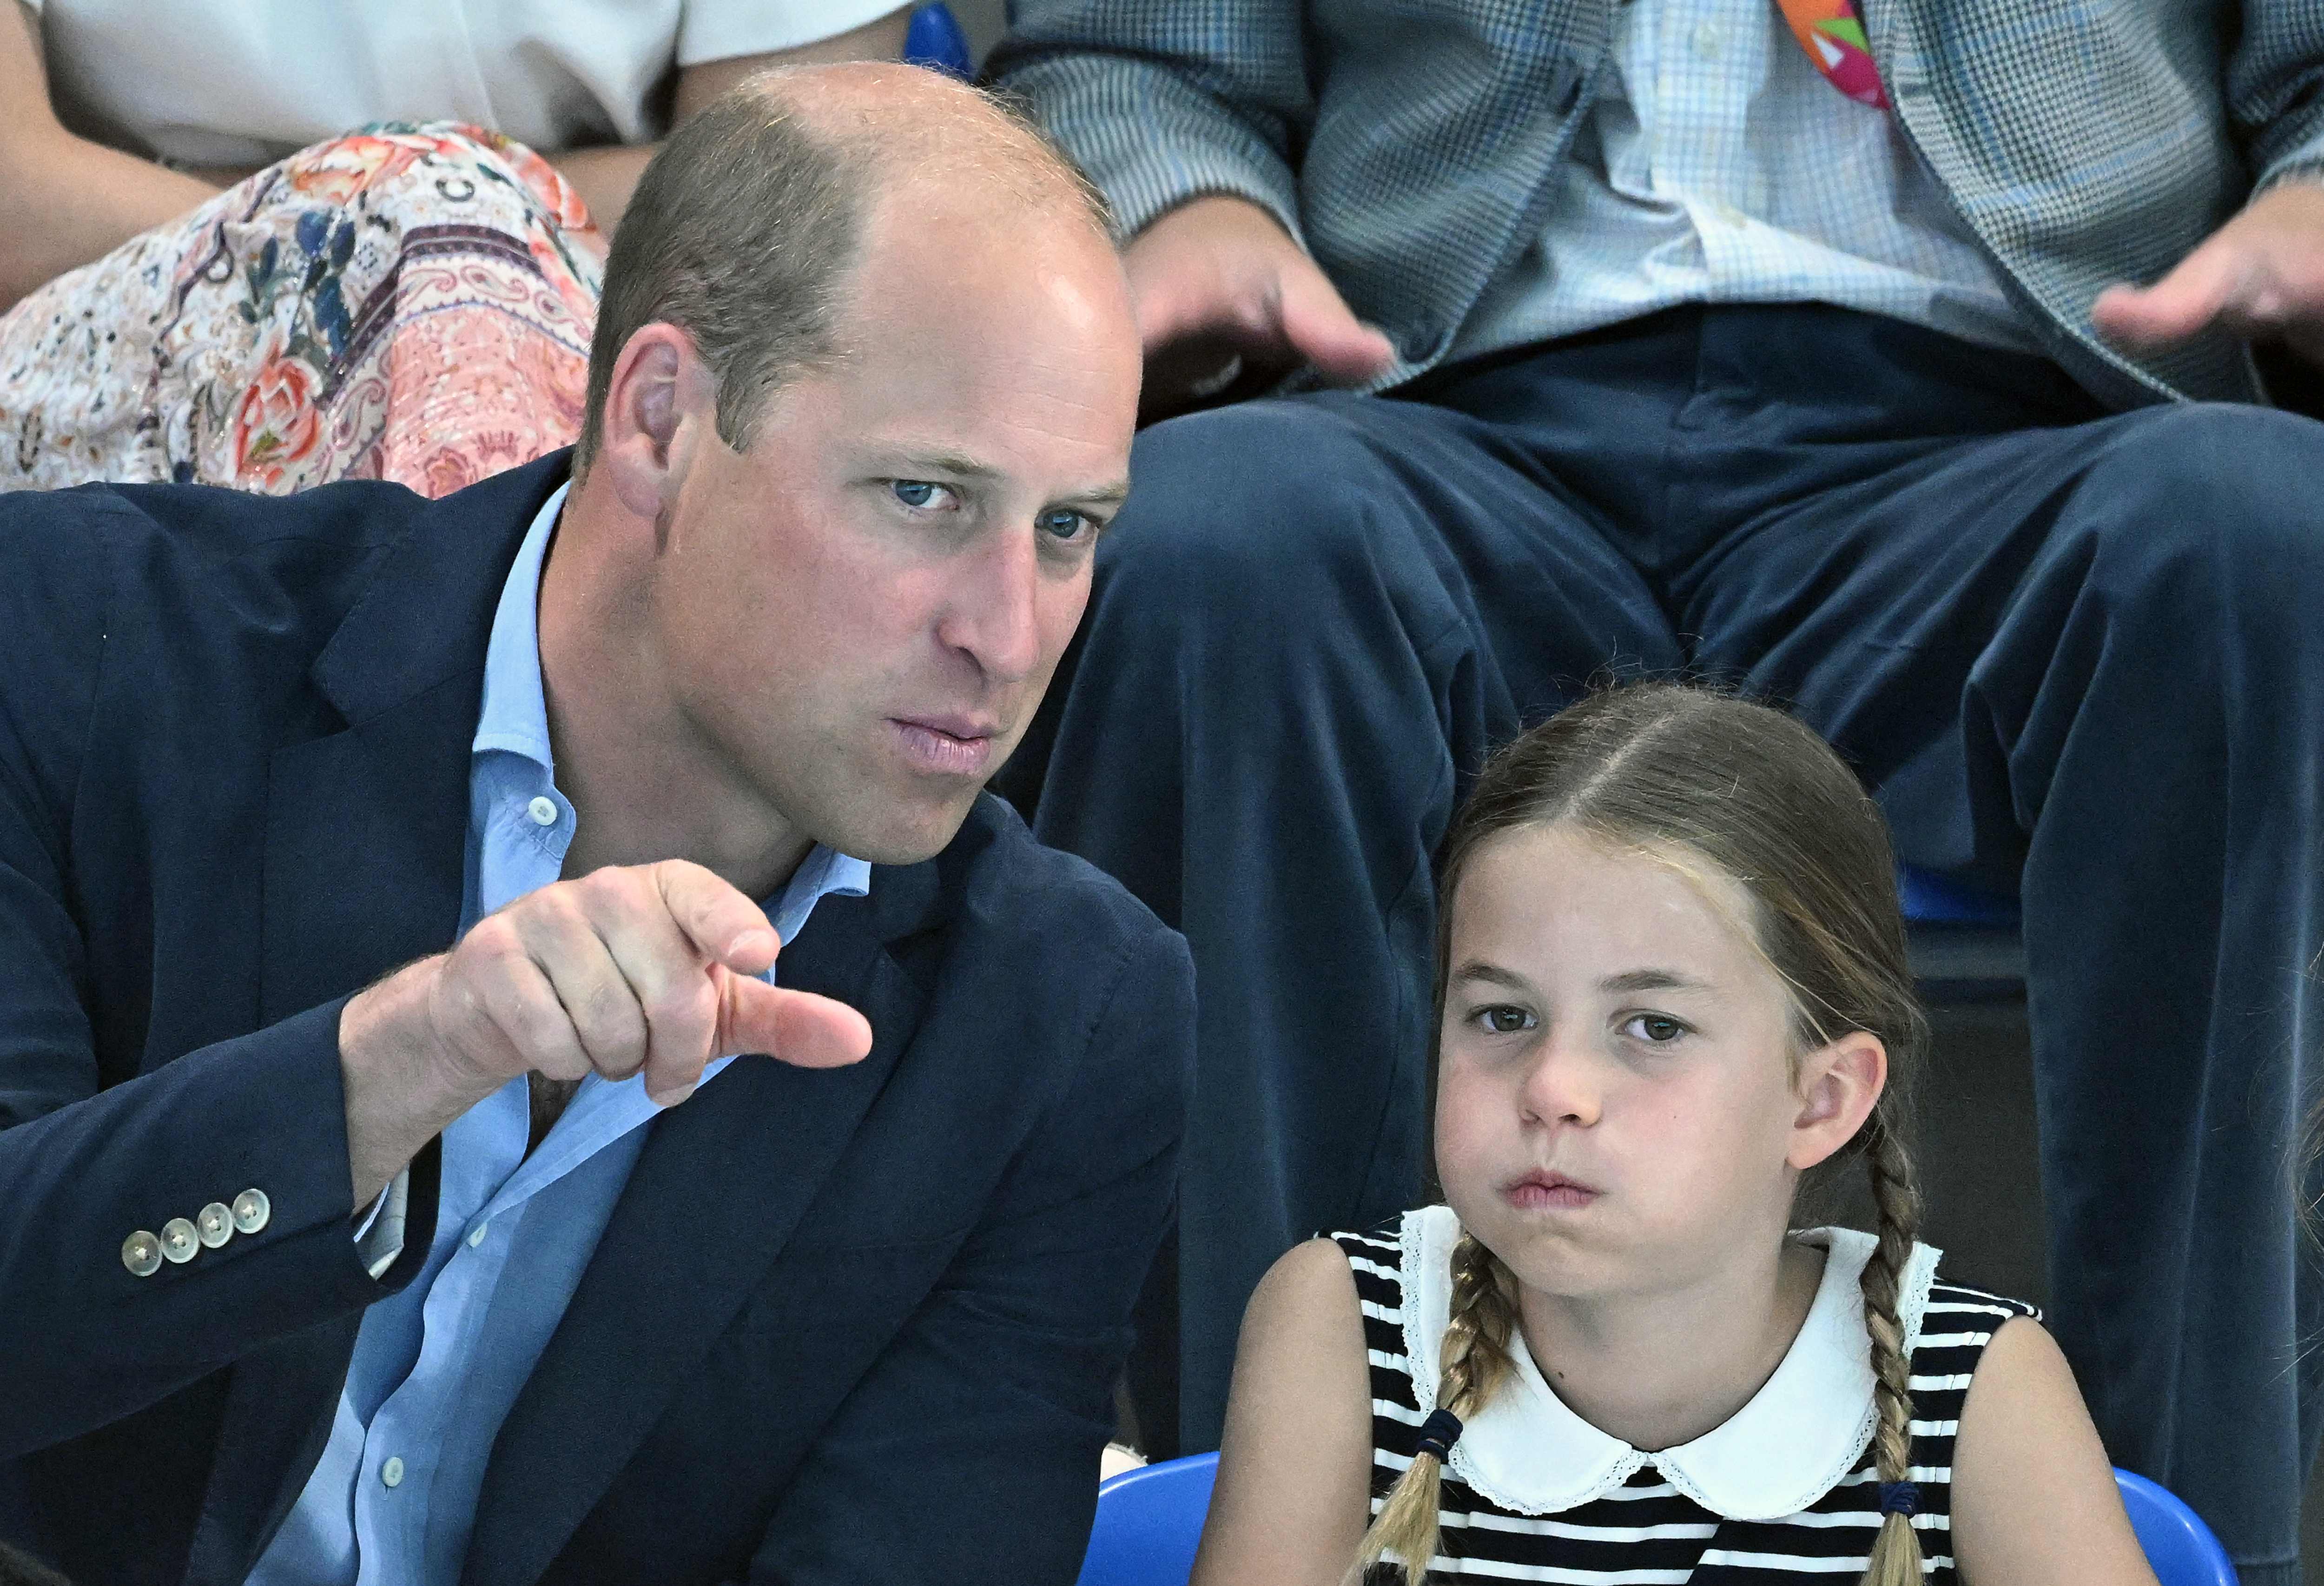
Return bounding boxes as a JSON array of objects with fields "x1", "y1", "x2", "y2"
[{"x1": 572, "y1": 73, "x2": 1111, "y2": 474}]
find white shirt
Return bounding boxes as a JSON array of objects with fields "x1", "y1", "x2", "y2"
[
  {"x1": 1398, "y1": 1205, "x2": 1945, "y2": 1520},
  {"x1": 1452, "y1": 0, "x2": 2040, "y2": 364},
  {"x1": 26, "y1": 0, "x2": 906, "y2": 167}
]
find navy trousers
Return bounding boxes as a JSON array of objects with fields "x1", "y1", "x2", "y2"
[{"x1": 1022, "y1": 305, "x2": 2324, "y2": 1580}]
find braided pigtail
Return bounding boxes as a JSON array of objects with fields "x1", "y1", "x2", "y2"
[
  {"x1": 1858, "y1": 1115, "x2": 1926, "y2": 1585},
  {"x1": 1347, "y1": 1233, "x2": 1520, "y2": 1585}
]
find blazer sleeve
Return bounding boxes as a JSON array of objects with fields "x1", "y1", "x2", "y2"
[
  {"x1": 738, "y1": 921, "x2": 1196, "y2": 1585},
  {"x1": 986, "y1": 0, "x2": 1312, "y2": 245},
  {"x1": 2232, "y1": 0, "x2": 2324, "y2": 191},
  {"x1": 0, "y1": 489, "x2": 433, "y2": 1459}
]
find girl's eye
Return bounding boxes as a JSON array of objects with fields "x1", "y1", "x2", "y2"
[
  {"x1": 1472, "y1": 1005, "x2": 1535, "y2": 1035},
  {"x1": 1037, "y1": 506, "x2": 1095, "y2": 542},
  {"x1": 890, "y1": 479, "x2": 954, "y2": 510},
  {"x1": 1621, "y1": 1013, "x2": 1687, "y2": 1044}
]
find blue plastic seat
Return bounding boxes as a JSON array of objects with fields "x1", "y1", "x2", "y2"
[
  {"x1": 2115, "y1": 1469, "x2": 2239, "y2": 1586},
  {"x1": 1071, "y1": 1455, "x2": 2233, "y2": 1586},
  {"x1": 1073, "y1": 1452, "x2": 1218, "y2": 1586},
  {"x1": 905, "y1": 4, "x2": 974, "y2": 77}
]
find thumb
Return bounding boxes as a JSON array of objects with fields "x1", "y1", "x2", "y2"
[
  {"x1": 1274, "y1": 260, "x2": 1398, "y2": 384},
  {"x1": 717, "y1": 972, "x2": 874, "y2": 1069},
  {"x1": 2093, "y1": 238, "x2": 2246, "y2": 352}
]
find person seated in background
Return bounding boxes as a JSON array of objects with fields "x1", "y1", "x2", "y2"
[
  {"x1": 0, "y1": 0, "x2": 910, "y2": 494},
  {"x1": 0, "y1": 63, "x2": 1184, "y2": 1586},
  {"x1": 1195, "y1": 684, "x2": 2159, "y2": 1586},
  {"x1": 991, "y1": 2, "x2": 2324, "y2": 1578}
]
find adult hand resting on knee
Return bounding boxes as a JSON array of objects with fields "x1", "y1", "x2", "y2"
[
  {"x1": 1125, "y1": 195, "x2": 1397, "y2": 418},
  {"x1": 2092, "y1": 180, "x2": 2324, "y2": 368},
  {"x1": 337, "y1": 859, "x2": 873, "y2": 1208}
]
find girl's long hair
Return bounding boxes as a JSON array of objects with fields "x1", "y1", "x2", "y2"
[{"x1": 1351, "y1": 682, "x2": 1931, "y2": 1586}]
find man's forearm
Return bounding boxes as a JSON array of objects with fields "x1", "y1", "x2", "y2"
[{"x1": 338, "y1": 956, "x2": 495, "y2": 1210}]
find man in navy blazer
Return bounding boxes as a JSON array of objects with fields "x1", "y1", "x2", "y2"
[{"x1": 0, "y1": 66, "x2": 1185, "y2": 1586}]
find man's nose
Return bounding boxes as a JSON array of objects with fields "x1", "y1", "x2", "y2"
[{"x1": 937, "y1": 527, "x2": 1046, "y2": 684}]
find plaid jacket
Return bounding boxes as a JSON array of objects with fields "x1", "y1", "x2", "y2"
[{"x1": 992, "y1": 0, "x2": 2324, "y2": 407}]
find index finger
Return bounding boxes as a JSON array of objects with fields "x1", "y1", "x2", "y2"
[{"x1": 651, "y1": 859, "x2": 780, "y2": 976}]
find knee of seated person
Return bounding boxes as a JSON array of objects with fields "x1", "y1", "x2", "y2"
[
  {"x1": 2082, "y1": 403, "x2": 2324, "y2": 608},
  {"x1": 1101, "y1": 398, "x2": 1413, "y2": 613}
]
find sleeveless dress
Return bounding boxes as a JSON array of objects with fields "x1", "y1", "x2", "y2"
[{"x1": 1333, "y1": 1207, "x2": 2037, "y2": 1583}]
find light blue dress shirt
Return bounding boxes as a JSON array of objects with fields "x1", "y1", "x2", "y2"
[{"x1": 247, "y1": 483, "x2": 872, "y2": 1586}]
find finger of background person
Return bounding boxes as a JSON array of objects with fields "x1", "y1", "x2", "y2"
[
  {"x1": 717, "y1": 975, "x2": 874, "y2": 1071},
  {"x1": 652, "y1": 858, "x2": 779, "y2": 975},
  {"x1": 515, "y1": 893, "x2": 653, "y2": 1080},
  {"x1": 1275, "y1": 260, "x2": 1397, "y2": 383},
  {"x1": 2090, "y1": 240, "x2": 2247, "y2": 352},
  {"x1": 585, "y1": 883, "x2": 723, "y2": 1102}
]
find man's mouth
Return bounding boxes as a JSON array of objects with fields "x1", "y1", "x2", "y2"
[{"x1": 889, "y1": 714, "x2": 1001, "y2": 777}]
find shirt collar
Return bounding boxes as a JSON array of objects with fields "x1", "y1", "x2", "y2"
[
  {"x1": 472, "y1": 481, "x2": 873, "y2": 941},
  {"x1": 1398, "y1": 1204, "x2": 1941, "y2": 1520}
]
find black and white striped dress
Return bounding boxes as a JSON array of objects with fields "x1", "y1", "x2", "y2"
[{"x1": 1335, "y1": 1209, "x2": 2037, "y2": 1583}]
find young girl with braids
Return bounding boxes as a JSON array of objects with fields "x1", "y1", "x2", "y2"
[{"x1": 1190, "y1": 683, "x2": 2158, "y2": 1586}]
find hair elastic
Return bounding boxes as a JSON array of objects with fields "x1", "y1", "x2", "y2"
[
  {"x1": 1413, "y1": 1408, "x2": 1464, "y2": 1463},
  {"x1": 1877, "y1": 1481, "x2": 1921, "y2": 1518}
]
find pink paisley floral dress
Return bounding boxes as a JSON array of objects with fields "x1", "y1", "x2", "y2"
[{"x1": 0, "y1": 122, "x2": 602, "y2": 497}]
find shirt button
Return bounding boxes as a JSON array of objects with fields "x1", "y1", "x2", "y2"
[
  {"x1": 231, "y1": 1188, "x2": 271, "y2": 1235},
  {"x1": 197, "y1": 1202, "x2": 234, "y2": 1249},
  {"x1": 467, "y1": 1223, "x2": 489, "y2": 1249},
  {"x1": 527, "y1": 795, "x2": 559, "y2": 827},
  {"x1": 122, "y1": 1230, "x2": 163, "y2": 1277},
  {"x1": 160, "y1": 1218, "x2": 200, "y2": 1263},
  {"x1": 1692, "y1": 22, "x2": 1723, "y2": 57},
  {"x1": 380, "y1": 1456, "x2": 405, "y2": 1488}
]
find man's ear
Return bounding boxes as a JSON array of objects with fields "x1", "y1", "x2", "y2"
[
  {"x1": 1787, "y1": 1031, "x2": 1887, "y2": 1173},
  {"x1": 594, "y1": 322, "x2": 720, "y2": 525}
]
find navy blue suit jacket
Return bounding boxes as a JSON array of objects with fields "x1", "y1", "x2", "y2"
[{"x1": 0, "y1": 453, "x2": 1194, "y2": 1586}]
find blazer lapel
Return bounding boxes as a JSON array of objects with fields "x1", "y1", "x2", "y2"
[
  {"x1": 191, "y1": 455, "x2": 571, "y2": 1583},
  {"x1": 462, "y1": 861, "x2": 946, "y2": 1586},
  {"x1": 259, "y1": 452, "x2": 571, "y2": 1022}
]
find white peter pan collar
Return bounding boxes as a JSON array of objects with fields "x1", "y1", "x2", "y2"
[{"x1": 1397, "y1": 1204, "x2": 1941, "y2": 1520}]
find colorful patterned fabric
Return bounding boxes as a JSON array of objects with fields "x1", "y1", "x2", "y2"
[
  {"x1": 0, "y1": 123, "x2": 604, "y2": 497},
  {"x1": 1774, "y1": 0, "x2": 1887, "y2": 107}
]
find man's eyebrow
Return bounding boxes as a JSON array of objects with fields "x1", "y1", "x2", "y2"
[
  {"x1": 1598, "y1": 967, "x2": 1704, "y2": 995},
  {"x1": 1070, "y1": 478, "x2": 1133, "y2": 508},
  {"x1": 892, "y1": 449, "x2": 1004, "y2": 482}
]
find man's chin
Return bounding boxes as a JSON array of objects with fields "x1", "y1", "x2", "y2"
[{"x1": 816, "y1": 782, "x2": 986, "y2": 867}]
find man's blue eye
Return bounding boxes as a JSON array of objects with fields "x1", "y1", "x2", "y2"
[
  {"x1": 891, "y1": 480, "x2": 940, "y2": 509},
  {"x1": 1039, "y1": 509, "x2": 1090, "y2": 540}
]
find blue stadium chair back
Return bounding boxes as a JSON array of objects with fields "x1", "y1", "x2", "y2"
[
  {"x1": 1073, "y1": 1452, "x2": 1219, "y2": 1586},
  {"x1": 2114, "y1": 1470, "x2": 2238, "y2": 1586},
  {"x1": 1070, "y1": 1458, "x2": 2232, "y2": 1586},
  {"x1": 905, "y1": 4, "x2": 974, "y2": 77}
]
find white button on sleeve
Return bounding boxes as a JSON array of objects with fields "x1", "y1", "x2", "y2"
[
  {"x1": 527, "y1": 795, "x2": 559, "y2": 826},
  {"x1": 231, "y1": 1188, "x2": 271, "y2": 1234},
  {"x1": 159, "y1": 1218, "x2": 199, "y2": 1263},
  {"x1": 122, "y1": 1230, "x2": 162, "y2": 1277},
  {"x1": 196, "y1": 1202, "x2": 233, "y2": 1248}
]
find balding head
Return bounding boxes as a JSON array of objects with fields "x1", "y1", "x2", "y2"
[{"x1": 574, "y1": 62, "x2": 1112, "y2": 472}]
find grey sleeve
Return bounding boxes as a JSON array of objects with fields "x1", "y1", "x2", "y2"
[
  {"x1": 987, "y1": 0, "x2": 1313, "y2": 243},
  {"x1": 2230, "y1": 0, "x2": 2324, "y2": 191}
]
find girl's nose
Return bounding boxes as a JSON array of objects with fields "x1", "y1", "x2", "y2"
[{"x1": 1517, "y1": 1033, "x2": 1602, "y2": 1128}]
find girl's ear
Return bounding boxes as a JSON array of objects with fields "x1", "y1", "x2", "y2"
[{"x1": 1788, "y1": 1031, "x2": 1887, "y2": 1172}]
